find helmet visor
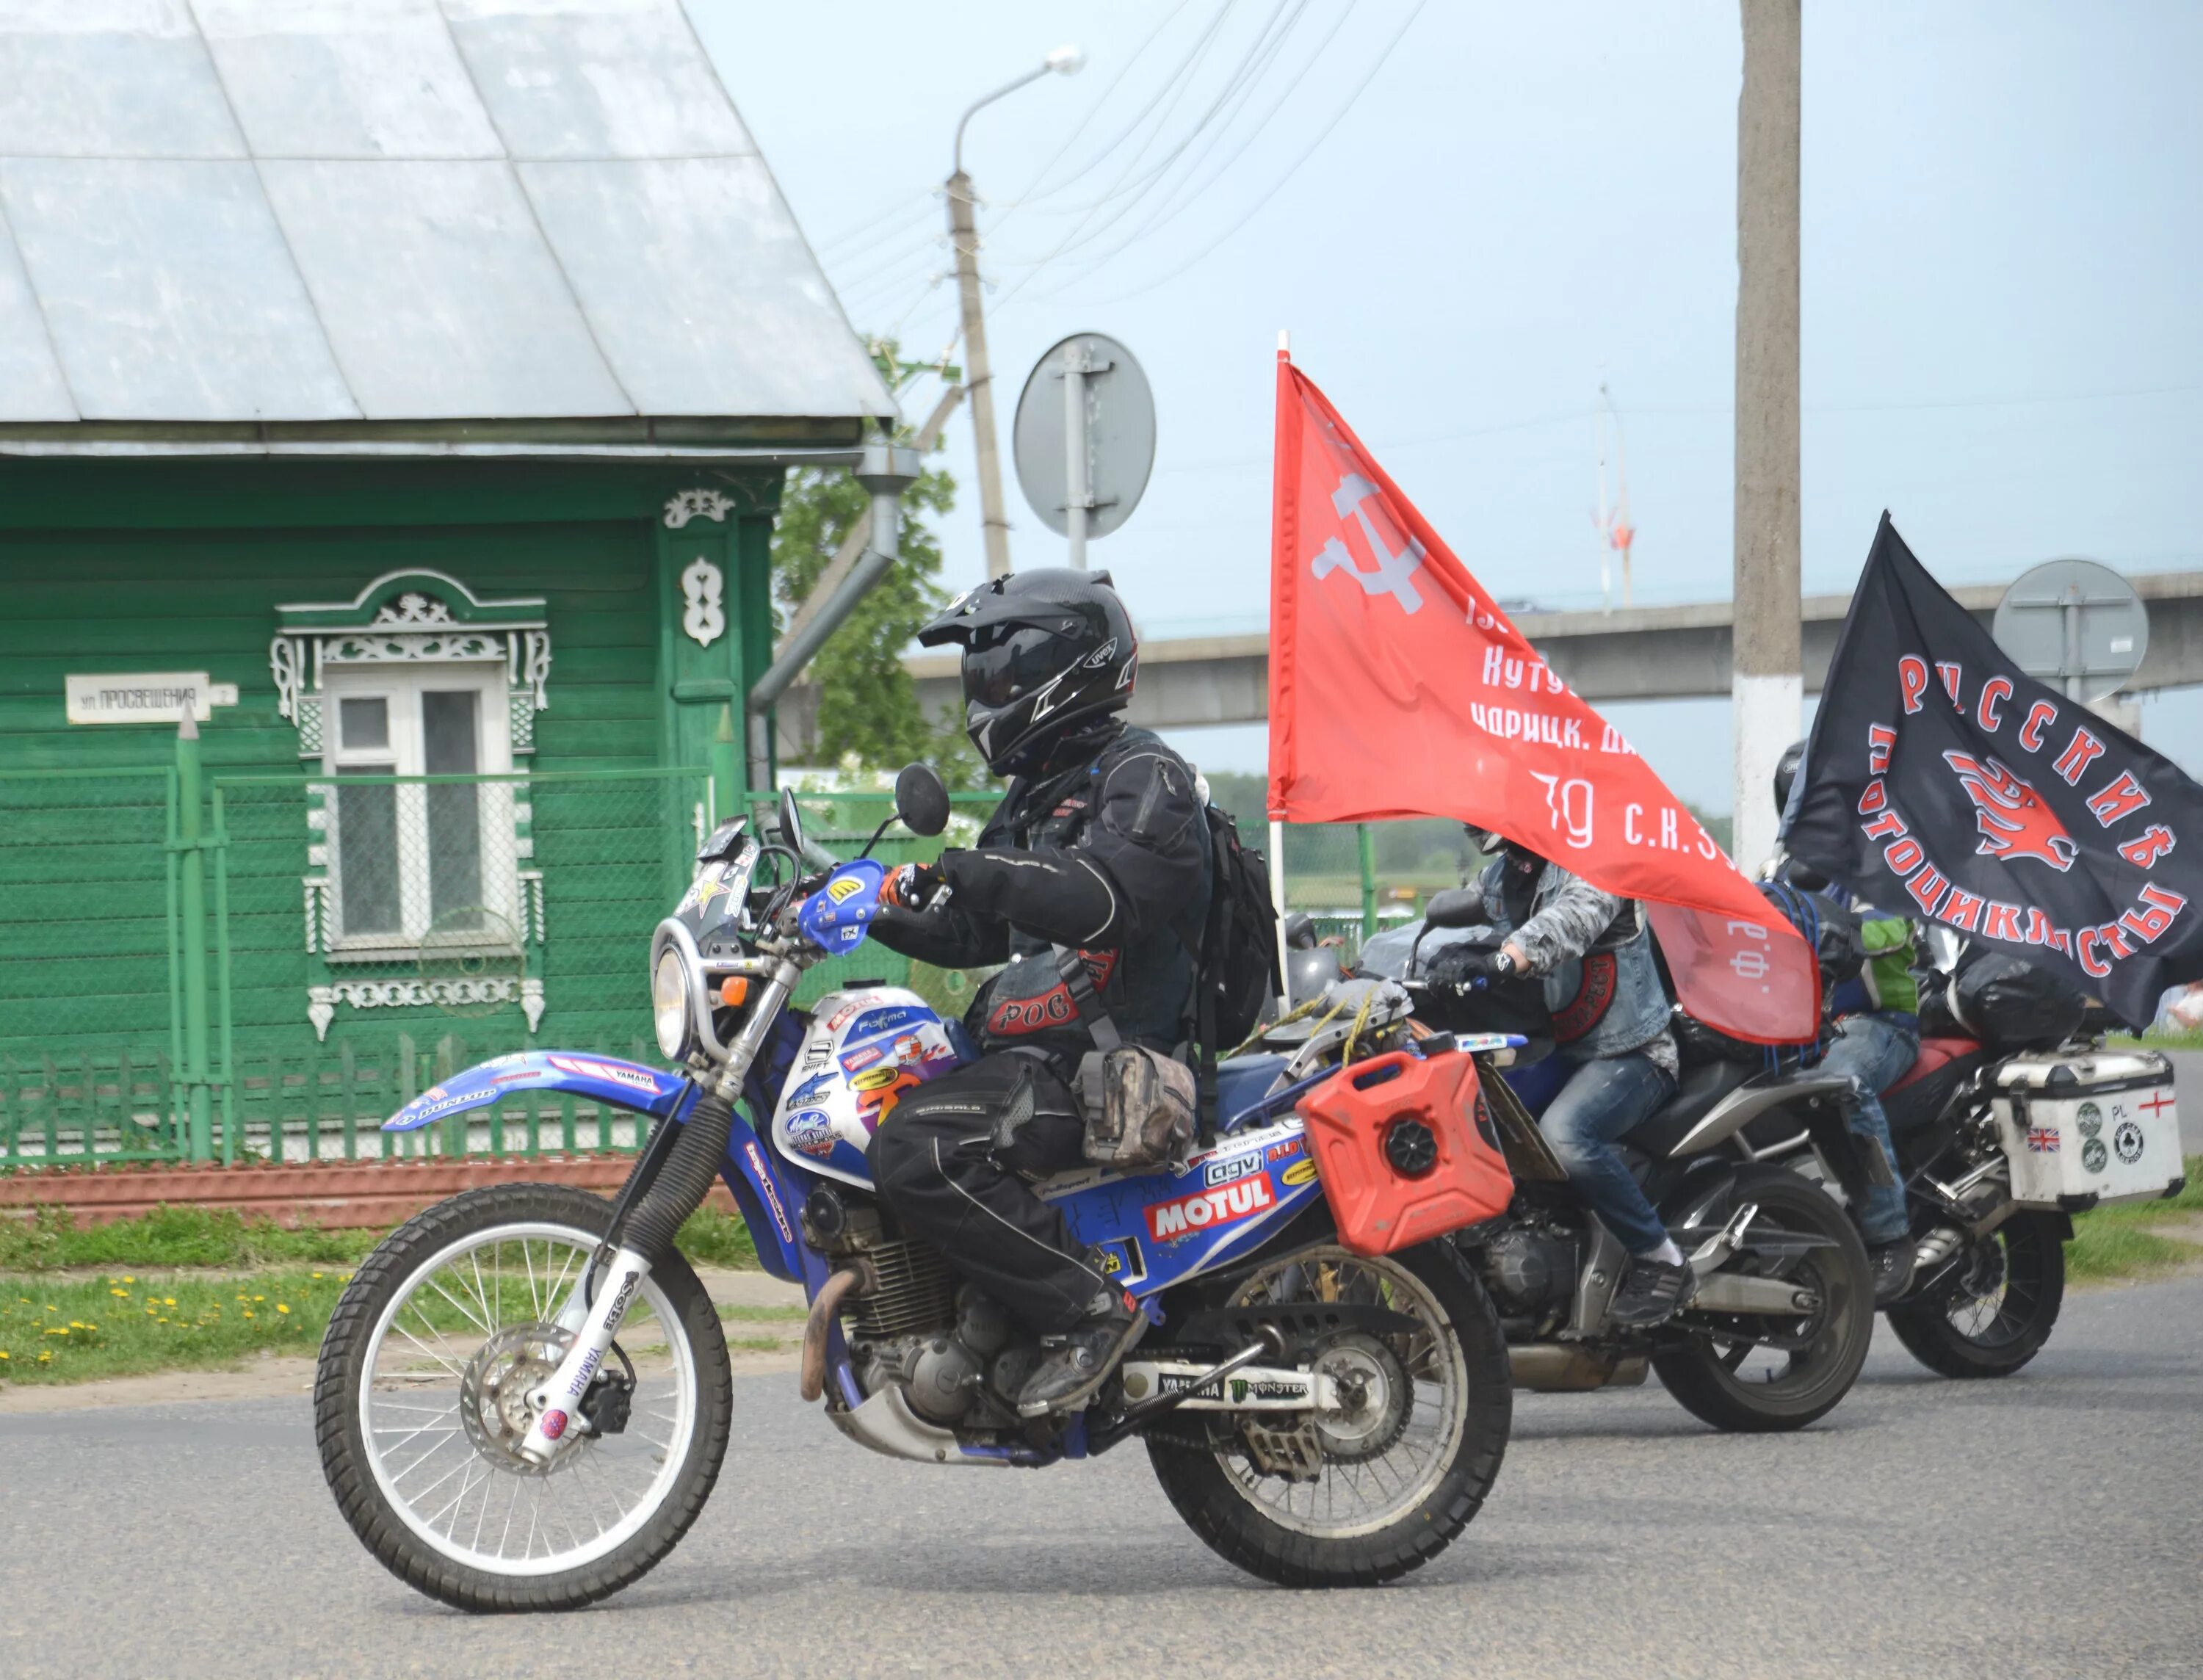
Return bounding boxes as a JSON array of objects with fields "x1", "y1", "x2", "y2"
[{"x1": 962, "y1": 623, "x2": 1072, "y2": 709}]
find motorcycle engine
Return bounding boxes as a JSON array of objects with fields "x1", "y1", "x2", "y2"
[
  {"x1": 806, "y1": 1185, "x2": 1025, "y2": 1427},
  {"x1": 1481, "y1": 1224, "x2": 1581, "y2": 1318},
  {"x1": 850, "y1": 1289, "x2": 1014, "y2": 1425}
]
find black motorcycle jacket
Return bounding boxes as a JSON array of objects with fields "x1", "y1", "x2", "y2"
[{"x1": 869, "y1": 723, "x2": 1212, "y2": 1060}]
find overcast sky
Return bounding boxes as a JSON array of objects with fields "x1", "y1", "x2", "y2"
[{"x1": 693, "y1": 0, "x2": 2203, "y2": 814}]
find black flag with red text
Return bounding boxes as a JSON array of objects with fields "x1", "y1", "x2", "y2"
[{"x1": 1788, "y1": 514, "x2": 2203, "y2": 1029}]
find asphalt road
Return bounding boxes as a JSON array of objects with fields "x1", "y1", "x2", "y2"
[{"x1": 6, "y1": 1276, "x2": 2202, "y2": 1680}]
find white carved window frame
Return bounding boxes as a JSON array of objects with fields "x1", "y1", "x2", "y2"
[
  {"x1": 319, "y1": 667, "x2": 522, "y2": 956},
  {"x1": 271, "y1": 571, "x2": 551, "y2": 1038}
]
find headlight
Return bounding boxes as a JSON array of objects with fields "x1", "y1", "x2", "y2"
[{"x1": 652, "y1": 947, "x2": 692, "y2": 1060}]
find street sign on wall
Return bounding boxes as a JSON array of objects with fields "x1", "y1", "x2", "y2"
[{"x1": 65, "y1": 672, "x2": 238, "y2": 725}]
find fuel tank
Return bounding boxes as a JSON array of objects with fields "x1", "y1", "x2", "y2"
[{"x1": 769, "y1": 987, "x2": 971, "y2": 1190}]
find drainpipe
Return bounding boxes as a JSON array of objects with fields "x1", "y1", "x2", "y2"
[{"x1": 746, "y1": 435, "x2": 923, "y2": 800}]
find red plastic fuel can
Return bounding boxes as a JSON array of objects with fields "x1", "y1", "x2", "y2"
[{"x1": 1298, "y1": 1048, "x2": 1515, "y2": 1256}]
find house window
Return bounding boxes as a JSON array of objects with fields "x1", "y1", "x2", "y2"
[{"x1": 322, "y1": 667, "x2": 518, "y2": 955}]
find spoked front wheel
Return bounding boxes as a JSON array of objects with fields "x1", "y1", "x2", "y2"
[
  {"x1": 1145, "y1": 1241, "x2": 1511, "y2": 1587},
  {"x1": 315, "y1": 1184, "x2": 731, "y2": 1612}
]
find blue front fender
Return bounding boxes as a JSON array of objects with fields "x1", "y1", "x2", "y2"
[
  {"x1": 383, "y1": 1051, "x2": 689, "y2": 1131},
  {"x1": 382, "y1": 1048, "x2": 822, "y2": 1292}
]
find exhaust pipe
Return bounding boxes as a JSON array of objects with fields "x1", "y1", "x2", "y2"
[
  {"x1": 1509, "y1": 1344, "x2": 1649, "y2": 1392},
  {"x1": 800, "y1": 1262, "x2": 873, "y2": 1402}
]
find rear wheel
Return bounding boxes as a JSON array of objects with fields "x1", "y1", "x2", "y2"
[
  {"x1": 1146, "y1": 1241, "x2": 1511, "y2": 1587},
  {"x1": 1652, "y1": 1167, "x2": 1874, "y2": 1433},
  {"x1": 1886, "y1": 1212, "x2": 2064, "y2": 1378},
  {"x1": 315, "y1": 1184, "x2": 732, "y2": 1612}
]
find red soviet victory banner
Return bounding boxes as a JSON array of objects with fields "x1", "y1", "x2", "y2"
[{"x1": 1267, "y1": 350, "x2": 1820, "y2": 1043}]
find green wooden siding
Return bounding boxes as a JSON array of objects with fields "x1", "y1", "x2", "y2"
[{"x1": 0, "y1": 458, "x2": 786, "y2": 1151}]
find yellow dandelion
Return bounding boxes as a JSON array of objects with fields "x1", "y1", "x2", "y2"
[
  {"x1": 109, "y1": 1288, "x2": 129, "y2": 1297},
  {"x1": 16, "y1": 1297, "x2": 28, "y2": 1305},
  {"x1": 276, "y1": 1304, "x2": 291, "y2": 1315},
  {"x1": 0, "y1": 1350, "x2": 11, "y2": 1361},
  {"x1": 37, "y1": 1351, "x2": 51, "y2": 1364},
  {"x1": 122, "y1": 1276, "x2": 134, "y2": 1283},
  {"x1": 164, "y1": 1297, "x2": 178, "y2": 1307},
  {"x1": 243, "y1": 1311, "x2": 255, "y2": 1319},
  {"x1": 312, "y1": 1272, "x2": 325, "y2": 1279},
  {"x1": 253, "y1": 1295, "x2": 265, "y2": 1303}
]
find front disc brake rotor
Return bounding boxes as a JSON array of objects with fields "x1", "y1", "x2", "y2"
[
  {"x1": 1309, "y1": 1332, "x2": 1411, "y2": 1463},
  {"x1": 460, "y1": 1323, "x2": 573, "y2": 1473}
]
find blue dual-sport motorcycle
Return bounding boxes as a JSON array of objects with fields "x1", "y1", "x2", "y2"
[{"x1": 316, "y1": 769, "x2": 1513, "y2": 1611}]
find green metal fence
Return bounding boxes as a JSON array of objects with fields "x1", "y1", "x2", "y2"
[
  {"x1": 0, "y1": 765, "x2": 187, "y2": 1163},
  {"x1": 1, "y1": 737, "x2": 1463, "y2": 1167}
]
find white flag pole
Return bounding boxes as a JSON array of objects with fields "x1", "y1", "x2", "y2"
[{"x1": 1271, "y1": 329, "x2": 1292, "y2": 1003}]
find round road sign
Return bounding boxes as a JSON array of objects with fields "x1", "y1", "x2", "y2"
[
  {"x1": 1992, "y1": 558, "x2": 2149, "y2": 703},
  {"x1": 1013, "y1": 332, "x2": 1155, "y2": 546}
]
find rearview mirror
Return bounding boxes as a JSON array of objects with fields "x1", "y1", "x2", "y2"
[
  {"x1": 777, "y1": 786, "x2": 806, "y2": 856},
  {"x1": 894, "y1": 762, "x2": 951, "y2": 839},
  {"x1": 1422, "y1": 887, "x2": 1482, "y2": 930}
]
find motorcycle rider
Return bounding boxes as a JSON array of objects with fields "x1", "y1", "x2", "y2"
[
  {"x1": 1425, "y1": 830, "x2": 1696, "y2": 1326},
  {"x1": 1770, "y1": 739, "x2": 1921, "y2": 1303},
  {"x1": 862, "y1": 569, "x2": 1212, "y2": 1417}
]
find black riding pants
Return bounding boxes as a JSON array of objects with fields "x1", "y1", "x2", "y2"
[{"x1": 867, "y1": 1053, "x2": 1106, "y2": 1334}]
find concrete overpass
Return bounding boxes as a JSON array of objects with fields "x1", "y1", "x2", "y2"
[{"x1": 875, "y1": 568, "x2": 2203, "y2": 736}]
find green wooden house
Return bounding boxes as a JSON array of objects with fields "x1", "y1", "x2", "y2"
[{"x1": 0, "y1": 0, "x2": 894, "y2": 1160}]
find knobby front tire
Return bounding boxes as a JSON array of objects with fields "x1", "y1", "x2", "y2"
[{"x1": 315, "y1": 1183, "x2": 733, "y2": 1612}]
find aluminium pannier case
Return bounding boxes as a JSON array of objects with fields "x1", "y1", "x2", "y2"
[{"x1": 1991, "y1": 1049, "x2": 2182, "y2": 1206}]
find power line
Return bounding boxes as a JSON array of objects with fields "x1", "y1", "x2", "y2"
[
  {"x1": 983, "y1": 3, "x2": 1249, "y2": 297},
  {"x1": 814, "y1": 190, "x2": 937, "y2": 258},
  {"x1": 998, "y1": 0, "x2": 1204, "y2": 213},
  {"x1": 1076, "y1": 0, "x2": 1428, "y2": 305},
  {"x1": 1005, "y1": 0, "x2": 1312, "y2": 271},
  {"x1": 1025, "y1": 0, "x2": 1356, "y2": 291}
]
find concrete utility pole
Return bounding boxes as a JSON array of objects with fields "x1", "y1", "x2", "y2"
[
  {"x1": 947, "y1": 46, "x2": 1084, "y2": 581},
  {"x1": 1731, "y1": 0, "x2": 1802, "y2": 873},
  {"x1": 946, "y1": 173, "x2": 1013, "y2": 579}
]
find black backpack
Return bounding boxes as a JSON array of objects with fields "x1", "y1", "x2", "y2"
[{"x1": 1181, "y1": 803, "x2": 1281, "y2": 1132}]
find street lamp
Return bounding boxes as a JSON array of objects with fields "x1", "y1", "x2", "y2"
[{"x1": 947, "y1": 46, "x2": 1083, "y2": 579}]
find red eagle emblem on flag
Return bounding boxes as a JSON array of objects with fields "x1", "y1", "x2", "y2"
[{"x1": 1943, "y1": 753, "x2": 2080, "y2": 871}]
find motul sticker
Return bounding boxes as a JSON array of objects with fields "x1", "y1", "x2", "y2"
[{"x1": 1146, "y1": 1176, "x2": 1275, "y2": 1244}]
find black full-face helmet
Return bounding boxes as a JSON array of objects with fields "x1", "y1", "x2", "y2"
[
  {"x1": 918, "y1": 568, "x2": 1138, "y2": 775},
  {"x1": 1773, "y1": 739, "x2": 1807, "y2": 816}
]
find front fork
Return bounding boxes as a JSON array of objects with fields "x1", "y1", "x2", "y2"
[{"x1": 514, "y1": 960, "x2": 796, "y2": 1466}]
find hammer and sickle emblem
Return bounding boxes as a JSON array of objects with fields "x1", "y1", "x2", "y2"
[{"x1": 1312, "y1": 473, "x2": 1425, "y2": 615}]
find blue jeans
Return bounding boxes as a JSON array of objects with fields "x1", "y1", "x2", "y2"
[
  {"x1": 1818, "y1": 1014, "x2": 1916, "y2": 1245},
  {"x1": 1539, "y1": 1050, "x2": 1678, "y2": 1256}
]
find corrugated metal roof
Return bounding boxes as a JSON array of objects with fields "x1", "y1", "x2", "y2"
[{"x1": 0, "y1": 0, "x2": 892, "y2": 433}]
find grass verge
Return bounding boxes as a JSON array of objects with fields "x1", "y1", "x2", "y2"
[
  {"x1": 0, "y1": 1201, "x2": 759, "y2": 1274},
  {"x1": 1, "y1": 1201, "x2": 764, "y2": 1387},
  {"x1": 0, "y1": 1267, "x2": 346, "y2": 1386},
  {"x1": 2063, "y1": 1159, "x2": 2203, "y2": 1283}
]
